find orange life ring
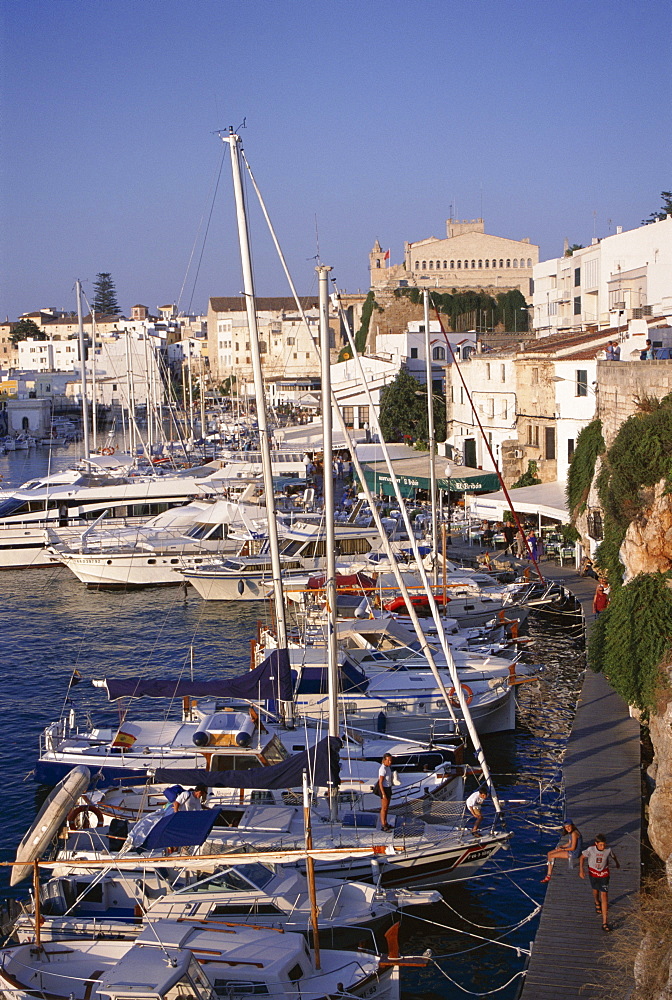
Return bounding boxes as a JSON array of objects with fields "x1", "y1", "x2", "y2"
[
  {"x1": 101, "y1": 446, "x2": 115, "y2": 456},
  {"x1": 448, "y1": 684, "x2": 473, "y2": 707},
  {"x1": 67, "y1": 804, "x2": 105, "y2": 829}
]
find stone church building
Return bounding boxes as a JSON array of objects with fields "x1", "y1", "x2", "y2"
[{"x1": 370, "y1": 218, "x2": 538, "y2": 299}]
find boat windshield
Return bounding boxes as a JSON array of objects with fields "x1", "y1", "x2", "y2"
[
  {"x1": 0, "y1": 496, "x2": 30, "y2": 518},
  {"x1": 179, "y1": 863, "x2": 274, "y2": 893}
]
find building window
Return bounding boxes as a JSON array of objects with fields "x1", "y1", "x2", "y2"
[
  {"x1": 532, "y1": 367, "x2": 539, "y2": 384},
  {"x1": 415, "y1": 261, "x2": 419, "y2": 270},
  {"x1": 499, "y1": 260, "x2": 504, "y2": 268},
  {"x1": 429, "y1": 260, "x2": 433, "y2": 269},
  {"x1": 527, "y1": 258, "x2": 532, "y2": 268},
  {"x1": 376, "y1": 259, "x2": 380, "y2": 268},
  {"x1": 286, "y1": 337, "x2": 295, "y2": 345},
  {"x1": 545, "y1": 426, "x2": 556, "y2": 460},
  {"x1": 410, "y1": 347, "x2": 418, "y2": 359},
  {"x1": 506, "y1": 259, "x2": 511, "y2": 268},
  {"x1": 513, "y1": 259, "x2": 518, "y2": 268},
  {"x1": 450, "y1": 260, "x2": 455, "y2": 268},
  {"x1": 422, "y1": 261, "x2": 426, "y2": 269},
  {"x1": 502, "y1": 399, "x2": 508, "y2": 419},
  {"x1": 342, "y1": 406, "x2": 354, "y2": 427},
  {"x1": 568, "y1": 438, "x2": 575, "y2": 460},
  {"x1": 574, "y1": 267, "x2": 581, "y2": 286},
  {"x1": 432, "y1": 346, "x2": 445, "y2": 360},
  {"x1": 486, "y1": 363, "x2": 491, "y2": 380},
  {"x1": 587, "y1": 509, "x2": 603, "y2": 540},
  {"x1": 460, "y1": 387, "x2": 464, "y2": 405},
  {"x1": 457, "y1": 260, "x2": 461, "y2": 268},
  {"x1": 527, "y1": 424, "x2": 539, "y2": 447},
  {"x1": 576, "y1": 370, "x2": 588, "y2": 396},
  {"x1": 487, "y1": 398, "x2": 495, "y2": 418},
  {"x1": 443, "y1": 260, "x2": 447, "y2": 269},
  {"x1": 500, "y1": 364, "x2": 506, "y2": 382},
  {"x1": 485, "y1": 259, "x2": 489, "y2": 268},
  {"x1": 471, "y1": 260, "x2": 475, "y2": 269},
  {"x1": 573, "y1": 296, "x2": 581, "y2": 315},
  {"x1": 359, "y1": 405, "x2": 369, "y2": 426}
]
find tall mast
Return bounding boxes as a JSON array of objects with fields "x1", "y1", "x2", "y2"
[
  {"x1": 90, "y1": 308, "x2": 98, "y2": 452},
  {"x1": 423, "y1": 290, "x2": 438, "y2": 585},
  {"x1": 224, "y1": 130, "x2": 288, "y2": 656},
  {"x1": 317, "y1": 265, "x2": 338, "y2": 740},
  {"x1": 76, "y1": 280, "x2": 90, "y2": 460}
]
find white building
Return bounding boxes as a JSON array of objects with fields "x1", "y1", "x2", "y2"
[
  {"x1": 375, "y1": 323, "x2": 477, "y2": 387},
  {"x1": 64, "y1": 336, "x2": 164, "y2": 409},
  {"x1": 533, "y1": 215, "x2": 672, "y2": 337},
  {"x1": 445, "y1": 330, "x2": 608, "y2": 484},
  {"x1": 17, "y1": 338, "x2": 81, "y2": 372},
  {"x1": 331, "y1": 356, "x2": 399, "y2": 433}
]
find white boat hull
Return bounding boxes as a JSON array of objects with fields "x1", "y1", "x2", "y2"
[{"x1": 57, "y1": 547, "x2": 237, "y2": 589}]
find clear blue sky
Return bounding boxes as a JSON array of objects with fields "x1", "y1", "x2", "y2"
[{"x1": 1, "y1": 0, "x2": 670, "y2": 321}]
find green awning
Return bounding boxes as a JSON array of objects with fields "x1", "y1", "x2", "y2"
[{"x1": 359, "y1": 459, "x2": 500, "y2": 498}]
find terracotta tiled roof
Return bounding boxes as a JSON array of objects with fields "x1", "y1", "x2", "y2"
[{"x1": 209, "y1": 296, "x2": 318, "y2": 312}]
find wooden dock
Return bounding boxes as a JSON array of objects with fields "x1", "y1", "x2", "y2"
[{"x1": 517, "y1": 563, "x2": 641, "y2": 999}]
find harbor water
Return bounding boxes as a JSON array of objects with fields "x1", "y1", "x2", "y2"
[{"x1": 0, "y1": 446, "x2": 587, "y2": 998}]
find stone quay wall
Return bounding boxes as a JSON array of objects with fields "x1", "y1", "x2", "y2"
[{"x1": 597, "y1": 359, "x2": 672, "y2": 447}]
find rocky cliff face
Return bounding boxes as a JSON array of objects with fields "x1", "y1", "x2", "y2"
[
  {"x1": 616, "y1": 484, "x2": 672, "y2": 998},
  {"x1": 621, "y1": 483, "x2": 672, "y2": 584},
  {"x1": 618, "y1": 483, "x2": 672, "y2": 864}
]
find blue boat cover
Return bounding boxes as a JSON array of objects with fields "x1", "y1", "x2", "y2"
[
  {"x1": 129, "y1": 807, "x2": 220, "y2": 850},
  {"x1": 153, "y1": 735, "x2": 342, "y2": 790},
  {"x1": 102, "y1": 649, "x2": 292, "y2": 702}
]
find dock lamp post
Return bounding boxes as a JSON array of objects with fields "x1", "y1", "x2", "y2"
[{"x1": 444, "y1": 464, "x2": 452, "y2": 545}]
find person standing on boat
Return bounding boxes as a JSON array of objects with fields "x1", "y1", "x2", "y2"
[
  {"x1": 58, "y1": 502, "x2": 69, "y2": 527},
  {"x1": 377, "y1": 754, "x2": 394, "y2": 831},
  {"x1": 466, "y1": 788, "x2": 487, "y2": 835},
  {"x1": 540, "y1": 819, "x2": 582, "y2": 882},
  {"x1": 173, "y1": 784, "x2": 208, "y2": 812}
]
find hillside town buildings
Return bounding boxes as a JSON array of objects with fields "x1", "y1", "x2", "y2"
[{"x1": 533, "y1": 215, "x2": 672, "y2": 337}]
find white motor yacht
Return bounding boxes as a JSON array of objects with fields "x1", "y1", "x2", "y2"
[{"x1": 0, "y1": 918, "x2": 400, "y2": 1000}]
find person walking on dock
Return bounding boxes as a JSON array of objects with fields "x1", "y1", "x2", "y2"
[
  {"x1": 593, "y1": 579, "x2": 610, "y2": 616},
  {"x1": 540, "y1": 819, "x2": 582, "y2": 882},
  {"x1": 580, "y1": 833, "x2": 620, "y2": 931}
]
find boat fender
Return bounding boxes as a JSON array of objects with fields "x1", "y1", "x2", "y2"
[
  {"x1": 234, "y1": 714, "x2": 256, "y2": 748},
  {"x1": 67, "y1": 804, "x2": 104, "y2": 830},
  {"x1": 448, "y1": 685, "x2": 473, "y2": 707},
  {"x1": 101, "y1": 446, "x2": 115, "y2": 456},
  {"x1": 376, "y1": 712, "x2": 387, "y2": 734}
]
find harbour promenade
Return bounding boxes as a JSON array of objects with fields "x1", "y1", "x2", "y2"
[{"x1": 446, "y1": 538, "x2": 641, "y2": 998}]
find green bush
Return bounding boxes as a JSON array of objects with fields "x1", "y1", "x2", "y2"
[
  {"x1": 338, "y1": 290, "x2": 380, "y2": 360},
  {"x1": 597, "y1": 395, "x2": 672, "y2": 533},
  {"x1": 511, "y1": 460, "x2": 541, "y2": 489},
  {"x1": 589, "y1": 572, "x2": 672, "y2": 714},
  {"x1": 566, "y1": 420, "x2": 605, "y2": 515}
]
